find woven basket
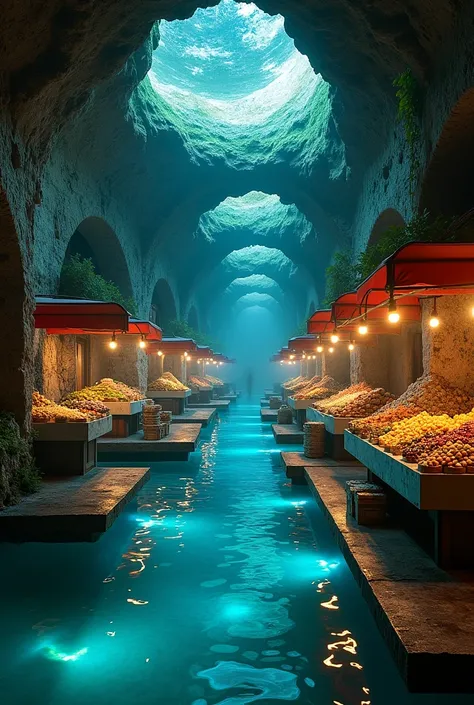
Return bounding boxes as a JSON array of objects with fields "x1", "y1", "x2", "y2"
[
  {"x1": 277, "y1": 405, "x2": 293, "y2": 424},
  {"x1": 303, "y1": 421, "x2": 325, "y2": 458}
]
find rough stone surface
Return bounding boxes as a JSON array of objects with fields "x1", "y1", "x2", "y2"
[
  {"x1": 271, "y1": 424, "x2": 304, "y2": 444},
  {"x1": 0, "y1": 466, "x2": 150, "y2": 541},
  {"x1": 305, "y1": 465, "x2": 474, "y2": 692}
]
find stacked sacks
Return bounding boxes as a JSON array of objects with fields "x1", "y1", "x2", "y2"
[{"x1": 303, "y1": 421, "x2": 325, "y2": 458}]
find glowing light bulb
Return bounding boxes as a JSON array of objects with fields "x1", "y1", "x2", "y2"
[
  {"x1": 157, "y1": 350, "x2": 163, "y2": 356},
  {"x1": 330, "y1": 334, "x2": 339, "y2": 344},
  {"x1": 316, "y1": 346, "x2": 323, "y2": 353},
  {"x1": 108, "y1": 333, "x2": 117, "y2": 350},
  {"x1": 358, "y1": 324, "x2": 368, "y2": 335},
  {"x1": 429, "y1": 316, "x2": 440, "y2": 328},
  {"x1": 388, "y1": 311, "x2": 400, "y2": 324},
  {"x1": 312, "y1": 355, "x2": 317, "y2": 359},
  {"x1": 302, "y1": 354, "x2": 306, "y2": 359},
  {"x1": 328, "y1": 347, "x2": 334, "y2": 353},
  {"x1": 348, "y1": 343, "x2": 355, "y2": 351},
  {"x1": 289, "y1": 354, "x2": 295, "y2": 360},
  {"x1": 471, "y1": 306, "x2": 474, "y2": 318},
  {"x1": 139, "y1": 338, "x2": 147, "y2": 349}
]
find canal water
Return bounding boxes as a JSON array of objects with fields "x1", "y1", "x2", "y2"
[{"x1": 0, "y1": 399, "x2": 471, "y2": 704}]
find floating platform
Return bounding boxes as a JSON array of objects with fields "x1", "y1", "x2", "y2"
[
  {"x1": 260, "y1": 398, "x2": 270, "y2": 407},
  {"x1": 280, "y1": 451, "x2": 361, "y2": 483},
  {"x1": 171, "y1": 408, "x2": 216, "y2": 427},
  {"x1": 187, "y1": 400, "x2": 230, "y2": 410},
  {"x1": 305, "y1": 464, "x2": 474, "y2": 693},
  {"x1": 260, "y1": 408, "x2": 278, "y2": 422},
  {"x1": 271, "y1": 424, "x2": 304, "y2": 445},
  {"x1": 98, "y1": 423, "x2": 201, "y2": 461},
  {"x1": 0, "y1": 467, "x2": 150, "y2": 542}
]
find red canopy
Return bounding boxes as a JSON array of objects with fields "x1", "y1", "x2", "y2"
[
  {"x1": 357, "y1": 242, "x2": 474, "y2": 304},
  {"x1": 332, "y1": 291, "x2": 420, "y2": 327},
  {"x1": 288, "y1": 335, "x2": 317, "y2": 352},
  {"x1": 307, "y1": 309, "x2": 334, "y2": 335},
  {"x1": 35, "y1": 296, "x2": 129, "y2": 333},
  {"x1": 146, "y1": 337, "x2": 197, "y2": 355}
]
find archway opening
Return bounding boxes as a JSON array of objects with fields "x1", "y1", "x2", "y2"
[
  {"x1": 420, "y1": 89, "x2": 474, "y2": 218},
  {"x1": 368, "y1": 208, "x2": 406, "y2": 248},
  {"x1": 150, "y1": 278, "x2": 178, "y2": 329},
  {"x1": 62, "y1": 217, "x2": 134, "y2": 302}
]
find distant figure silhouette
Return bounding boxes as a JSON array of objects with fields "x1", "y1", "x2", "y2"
[{"x1": 246, "y1": 370, "x2": 253, "y2": 397}]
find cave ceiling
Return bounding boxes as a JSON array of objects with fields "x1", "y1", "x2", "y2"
[{"x1": 1, "y1": 0, "x2": 459, "y2": 323}]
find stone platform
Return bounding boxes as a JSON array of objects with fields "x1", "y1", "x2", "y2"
[
  {"x1": 280, "y1": 451, "x2": 361, "y2": 483},
  {"x1": 0, "y1": 467, "x2": 150, "y2": 542},
  {"x1": 271, "y1": 424, "x2": 303, "y2": 444},
  {"x1": 98, "y1": 424, "x2": 201, "y2": 461},
  {"x1": 260, "y1": 408, "x2": 278, "y2": 422},
  {"x1": 171, "y1": 408, "x2": 216, "y2": 427},
  {"x1": 187, "y1": 400, "x2": 230, "y2": 410},
  {"x1": 305, "y1": 465, "x2": 474, "y2": 693}
]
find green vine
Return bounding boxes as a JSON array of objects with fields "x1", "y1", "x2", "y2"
[{"x1": 393, "y1": 69, "x2": 421, "y2": 200}]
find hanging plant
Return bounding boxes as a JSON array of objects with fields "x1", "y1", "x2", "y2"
[{"x1": 393, "y1": 69, "x2": 421, "y2": 200}]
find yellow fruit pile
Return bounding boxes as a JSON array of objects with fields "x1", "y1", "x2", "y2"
[
  {"x1": 283, "y1": 376, "x2": 309, "y2": 390},
  {"x1": 316, "y1": 384, "x2": 394, "y2": 418},
  {"x1": 293, "y1": 375, "x2": 341, "y2": 400},
  {"x1": 32, "y1": 391, "x2": 88, "y2": 423},
  {"x1": 188, "y1": 375, "x2": 212, "y2": 390},
  {"x1": 148, "y1": 372, "x2": 189, "y2": 391},
  {"x1": 379, "y1": 410, "x2": 474, "y2": 452},
  {"x1": 349, "y1": 406, "x2": 418, "y2": 442},
  {"x1": 63, "y1": 378, "x2": 144, "y2": 403}
]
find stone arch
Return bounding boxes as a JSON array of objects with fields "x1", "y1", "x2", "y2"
[
  {"x1": 63, "y1": 216, "x2": 134, "y2": 299},
  {"x1": 187, "y1": 305, "x2": 199, "y2": 331},
  {"x1": 150, "y1": 278, "x2": 177, "y2": 329},
  {"x1": 0, "y1": 188, "x2": 33, "y2": 428},
  {"x1": 420, "y1": 89, "x2": 474, "y2": 217},
  {"x1": 368, "y1": 208, "x2": 406, "y2": 247}
]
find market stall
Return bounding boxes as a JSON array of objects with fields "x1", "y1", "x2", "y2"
[{"x1": 147, "y1": 338, "x2": 196, "y2": 413}]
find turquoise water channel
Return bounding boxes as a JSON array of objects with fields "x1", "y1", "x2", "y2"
[{"x1": 0, "y1": 400, "x2": 471, "y2": 704}]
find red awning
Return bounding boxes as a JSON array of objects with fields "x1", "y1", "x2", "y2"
[
  {"x1": 332, "y1": 291, "x2": 420, "y2": 327},
  {"x1": 128, "y1": 319, "x2": 162, "y2": 342},
  {"x1": 193, "y1": 345, "x2": 213, "y2": 358},
  {"x1": 288, "y1": 335, "x2": 317, "y2": 352},
  {"x1": 307, "y1": 309, "x2": 333, "y2": 334},
  {"x1": 35, "y1": 296, "x2": 129, "y2": 332},
  {"x1": 357, "y1": 242, "x2": 474, "y2": 304},
  {"x1": 146, "y1": 337, "x2": 197, "y2": 355}
]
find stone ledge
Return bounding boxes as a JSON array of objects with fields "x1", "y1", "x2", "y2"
[
  {"x1": 0, "y1": 467, "x2": 150, "y2": 542},
  {"x1": 305, "y1": 465, "x2": 474, "y2": 693},
  {"x1": 271, "y1": 423, "x2": 303, "y2": 445}
]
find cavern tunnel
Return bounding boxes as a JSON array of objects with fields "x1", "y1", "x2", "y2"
[{"x1": 1, "y1": 0, "x2": 474, "y2": 701}]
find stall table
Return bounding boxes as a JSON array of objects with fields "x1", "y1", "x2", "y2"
[
  {"x1": 33, "y1": 415, "x2": 112, "y2": 476},
  {"x1": 98, "y1": 423, "x2": 201, "y2": 462},
  {"x1": 104, "y1": 400, "x2": 145, "y2": 438},
  {"x1": 344, "y1": 431, "x2": 474, "y2": 568},
  {"x1": 147, "y1": 389, "x2": 191, "y2": 415},
  {"x1": 288, "y1": 396, "x2": 314, "y2": 429},
  {"x1": 307, "y1": 407, "x2": 355, "y2": 460}
]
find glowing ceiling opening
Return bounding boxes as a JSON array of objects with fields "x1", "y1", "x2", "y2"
[{"x1": 146, "y1": 0, "x2": 332, "y2": 169}]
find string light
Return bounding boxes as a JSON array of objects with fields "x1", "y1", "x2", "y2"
[
  {"x1": 358, "y1": 324, "x2": 368, "y2": 335},
  {"x1": 157, "y1": 350, "x2": 163, "y2": 356},
  {"x1": 316, "y1": 346, "x2": 323, "y2": 353},
  {"x1": 348, "y1": 343, "x2": 355, "y2": 351},
  {"x1": 108, "y1": 333, "x2": 117, "y2": 350},
  {"x1": 138, "y1": 336, "x2": 147, "y2": 349},
  {"x1": 387, "y1": 296, "x2": 400, "y2": 324},
  {"x1": 330, "y1": 334, "x2": 339, "y2": 344},
  {"x1": 289, "y1": 354, "x2": 295, "y2": 360},
  {"x1": 328, "y1": 347, "x2": 334, "y2": 353},
  {"x1": 429, "y1": 297, "x2": 440, "y2": 328}
]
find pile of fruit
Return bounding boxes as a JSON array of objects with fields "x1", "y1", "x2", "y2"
[
  {"x1": 32, "y1": 391, "x2": 89, "y2": 423},
  {"x1": 283, "y1": 376, "x2": 307, "y2": 390},
  {"x1": 380, "y1": 374, "x2": 474, "y2": 417},
  {"x1": 349, "y1": 406, "x2": 419, "y2": 442},
  {"x1": 188, "y1": 375, "x2": 212, "y2": 391},
  {"x1": 149, "y1": 372, "x2": 190, "y2": 392},
  {"x1": 61, "y1": 398, "x2": 110, "y2": 419},
  {"x1": 63, "y1": 378, "x2": 144, "y2": 404},
  {"x1": 205, "y1": 375, "x2": 224, "y2": 387},
  {"x1": 293, "y1": 375, "x2": 341, "y2": 401},
  {"x1": 402, "y1": 421, "x2": 474, "y2": 464},
  {"x1": 378, "y1": 412, "x2": 460, "y2": 452},
  {"x1": 315, "y1": 384, "x2": 394, "y2": 418}
]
